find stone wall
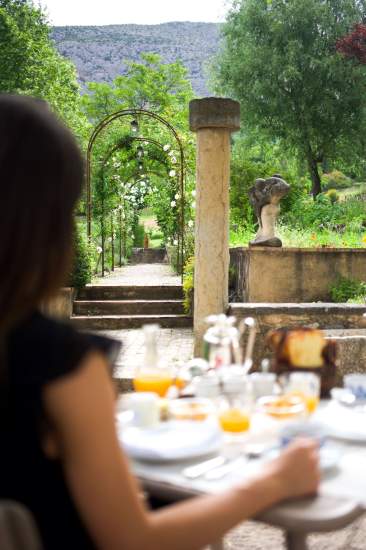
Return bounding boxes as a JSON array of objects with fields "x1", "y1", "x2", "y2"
[
  {"x1": 228, "y1": 303, "x2": 366, "y2": 381},
  {"x1": 230, "y1": 247, "x2": 366, "y2": 303}
]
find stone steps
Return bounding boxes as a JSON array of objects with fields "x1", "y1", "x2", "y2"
[
  {"x1": 78, "y1": 285, "x2": 183, "y2": 301},
  {"x1": 72, "y1": 283, "x2": 191, "y2": 329},
  {"x1": 73, "y1": 299, "x2": 185, "y2": 316},
  {"x1": 130, "y1": 248, "x2": 167, "y2": 264},
  {"x1": 70, "y1": 314, "x2": 192, "y2": 330}
]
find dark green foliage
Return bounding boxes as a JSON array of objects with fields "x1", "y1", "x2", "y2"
[
  {"x1": 183, "y1": 256, "x2": 194, "y2": 314},
  {"x1": 215, "y1": 0, "x2": 366, "y2": 196},
  {"x1": 70, "y1": 230, "x2": 92, "y2": 290},
  {"x1": 0, "y1": 0, "x2": 89, "y2": 144},
  {"x1": 133, "y1": 223, "x2": 145, "y2": 248},
  {"x1": 282, "y1": 193, "x2": 365, "y2": 231},
  {"x1": 330, "y1": 276, "x2": 366, "y2": 303}
]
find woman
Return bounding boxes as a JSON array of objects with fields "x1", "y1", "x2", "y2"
[{"x1": 0, "y1": 94, "x2": 319, "y2": 550}]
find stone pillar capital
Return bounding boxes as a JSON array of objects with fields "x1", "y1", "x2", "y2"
[{"x1": 189, "y1": 97, "x2": 241, "y2": 133}]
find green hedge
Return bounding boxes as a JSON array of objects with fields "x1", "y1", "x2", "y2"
[{"x1": 69, "y1": 230, "x2": 92, "y2": 290}]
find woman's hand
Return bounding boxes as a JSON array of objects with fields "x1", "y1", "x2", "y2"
[{"x1": 265, "y1": 439, "x2": 320, "y2": 501}]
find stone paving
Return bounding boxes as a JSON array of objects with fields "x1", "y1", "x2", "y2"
[
  {"x1": 102, "y1": 327, "x2": 194, "y2": 379},
  {"x1": 92, "y1": 263, "x2": 181, "y2": 286}
]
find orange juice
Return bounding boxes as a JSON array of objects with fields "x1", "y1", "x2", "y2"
[
  {"x1": 288, "y1": 391, "x2": 319, "y2": 414},
  {"x1": 174, "y1": 377, "x2": 187, "y2": 390},
  {"x1": 219, "y1": 408, "x2": 250, "y2": 433},
  {"x1": 305, "y1": 395, "x2": 319, "y2": 414},
  {"x1": 133, "y1": 376, "x2": 173, "y2": 398}
]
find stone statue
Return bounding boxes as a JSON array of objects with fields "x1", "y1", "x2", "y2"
[{"x1": 249, "y1": 174, "x2": 290, "y2": 247}]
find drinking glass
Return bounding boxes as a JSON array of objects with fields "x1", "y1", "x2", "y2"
[{"x1": 286, "y1": 372, "x2": 320, "y2": 414}]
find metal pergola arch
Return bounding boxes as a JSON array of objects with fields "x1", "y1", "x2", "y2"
[{"x1": 86, "y1": 108, "x2": 185, "y2": 275}]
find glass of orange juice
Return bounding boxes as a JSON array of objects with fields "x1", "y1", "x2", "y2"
[
  {"x1": 133, "y1": 325, "x2": 174, "y2": 397},
  {"x1": 133, "y1": 373, "x2": 173, "y2": 397},
  {"x1": 286, "y1": 372, "x2": 320, "y2": 415},
  {"x1": 218, "y1": 404, "x2": 251, "y2": 433},
  {"x1": 218, "y1": 373, "x2": 252, "y2": 434}
]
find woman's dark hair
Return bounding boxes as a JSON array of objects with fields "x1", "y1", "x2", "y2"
[{"x1": 0, "y1": 94, "x2": 84, "y2": 332}]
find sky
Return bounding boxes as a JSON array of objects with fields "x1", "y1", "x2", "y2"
[{"x1": 39, "y1": 0, "x2": 229, "y2": 27}]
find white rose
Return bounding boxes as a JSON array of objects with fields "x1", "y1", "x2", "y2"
[
  {"x1": 170, "y1": 200, "x2": 176, "y2": 207},
  {"x1": 169, "y1": 170, "x2": 176, "y2": 177}
]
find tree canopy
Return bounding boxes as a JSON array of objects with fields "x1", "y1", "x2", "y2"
[
  {"x1": 0, "y1": 0, "x2": 89, "y2": 142},
  {"x1": 214, "y1": 0, "x2": 366, "y2": 196},
  {"x1": 82, "y1": 53, "x2": 194, "y2": 131}
]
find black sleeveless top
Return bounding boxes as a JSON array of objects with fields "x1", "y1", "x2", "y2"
[{"x1": 0, "y1": 311, "x2": 120, "y2": 549}]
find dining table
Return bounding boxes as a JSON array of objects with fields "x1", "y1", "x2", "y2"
[{"x1": 121, "y1": 400, "x2": 366, "y2": 550}]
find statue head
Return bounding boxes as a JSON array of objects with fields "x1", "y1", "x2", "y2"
[{"x1": 249, "y1": 175, "x2": 290, "y2": 226}]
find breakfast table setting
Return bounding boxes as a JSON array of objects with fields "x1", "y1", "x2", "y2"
[{"x1": 116, "y1": 318, "x2": 366, "y2": 550}]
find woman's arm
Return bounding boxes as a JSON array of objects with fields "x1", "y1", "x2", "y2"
[{"x1": 43, "y1": 352, "x2": 319, "y2": 550}]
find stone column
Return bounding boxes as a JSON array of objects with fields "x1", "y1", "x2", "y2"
[{"x1": 189, "y1": 98, "x2": 240, "y2": 356}]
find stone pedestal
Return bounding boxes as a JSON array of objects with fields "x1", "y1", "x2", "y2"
[{"x1": 189, "y1": 98, "x2": 240, "y2": 355}]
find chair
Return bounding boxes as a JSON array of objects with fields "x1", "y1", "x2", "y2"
[{"x1": 0, "y1": 501, "x2": 43, "y2": 550}]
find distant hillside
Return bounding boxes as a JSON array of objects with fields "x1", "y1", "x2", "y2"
[{"x1": 51, "y1": 22, "x2": 221, "y2": 96}]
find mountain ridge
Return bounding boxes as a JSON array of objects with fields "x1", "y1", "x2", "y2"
[{"x1": 51, "y1": 21, "x2": 222, "y2": 96}]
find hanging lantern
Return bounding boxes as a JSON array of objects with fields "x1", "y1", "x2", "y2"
[{"x1": 130, "y1": 119, "x2": 139, "y2": 133}]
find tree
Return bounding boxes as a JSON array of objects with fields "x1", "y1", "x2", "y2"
[
  {"x1": 0, "y1": 0, "x2": 89, "y2": 143},
  {"x1": 82, "y1": 53, "x2": 193, "y2": 131},
  {"x1": 214, "y1": 0, "x2": 366, "y2": 196}
]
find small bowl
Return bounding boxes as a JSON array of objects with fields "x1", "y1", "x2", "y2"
[
  {"x1": 168, "y1": 398, "x2": 215, "y2": 422},
  {"x1": 257, "y1": 395, "x2": 306, "y2": 420}
]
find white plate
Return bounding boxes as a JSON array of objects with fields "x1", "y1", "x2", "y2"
[
  {"x1": 315, "y1": 402, "x2": 366, "y2": 443},
  {"x1": 319, "y1": 446, "x2": 341, "y2": 473},
  {"x1": 118, "y1": 420, "x2": 223, "y2": 462}
]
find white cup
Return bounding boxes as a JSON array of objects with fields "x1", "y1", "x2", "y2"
[
  {"x1": 250, "y1": 372, "x2": 276, "y2": 399},
  {"x1": 121, "y1": 392, "x2": 160, "y2": 428},
  {"x1": 344, "y1": 374, "x2": 366, "y2": 400}
]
